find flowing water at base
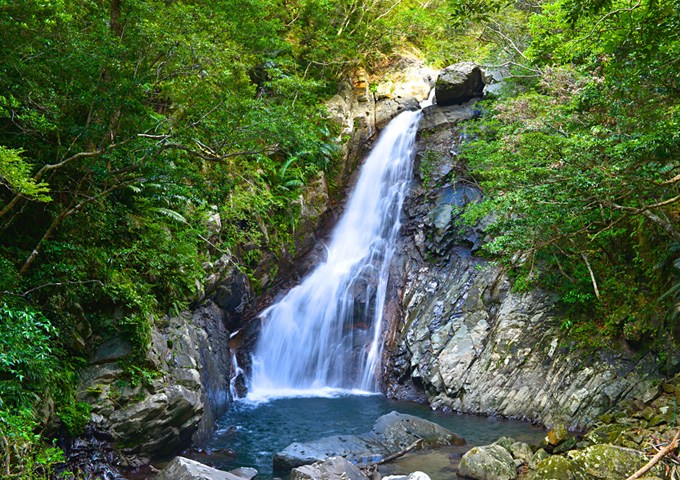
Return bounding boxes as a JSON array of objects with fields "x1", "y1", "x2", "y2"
[{"x1": 202, "y1": 395, "x2": 545, "y2": 480}]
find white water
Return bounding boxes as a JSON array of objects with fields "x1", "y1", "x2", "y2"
[{"x1": 248, "y1": 109, "x2": 422, "y2": 400}]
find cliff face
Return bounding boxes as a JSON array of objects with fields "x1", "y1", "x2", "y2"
[{"x1": 383, "y1": 98, "x2": 662, "y2": 430}]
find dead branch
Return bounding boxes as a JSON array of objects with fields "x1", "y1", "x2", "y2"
[
  {"x1": 361, "y1": 438, "x2": 423, "y2": 469},
  {"x1": 626, "y1": 430, "x2": 680, "y2": 480}
]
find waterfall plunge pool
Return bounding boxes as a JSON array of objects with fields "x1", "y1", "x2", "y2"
[{"x1": 198, "y1": 394, "x2": 546, "y2": 480}]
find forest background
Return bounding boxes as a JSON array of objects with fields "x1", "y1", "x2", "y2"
[{"x1": 0, "y1": 0, "x2": 678, "y2": 476}]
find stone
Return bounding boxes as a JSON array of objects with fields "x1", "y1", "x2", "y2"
[
  {"x1": 435, "y1": 62, "x2": 484, "y2": 106},
  {"x1": 527, "y1": 456, "x2": 586, "y2": 480},
  {"x1": 91, "y1": 337, "x2": 134, "y2": 364},
  {"x1": 507, "y1": 442, "x2": 533, "y2": 464},
  {"x1": 583, "y1": 424, "x2": 625, "y2": 445},
  {"x1": 229, "y1": 467, "x2": 258, "y2": 480},
  {"x1": 566, "y1": 444, "x2": 660, "y2": 479},
  {"x1": 545, "y1": 423, "x2": 569, "y2": 447},
  {"x1": 457, "y1": 444, "x2": 516, "y2": 480},
  {"x1": 274, "y1": 412, "x2": 462, "y2": 470},
  {"x1": 528, "y1": 449, "x2": 549, "y2": 470},
  {"x1": 155, "y1": 456, "x2": 245, "y2": 480},
  {"x1": 290, "y1": 457, "x2": 369, "y2": 480},
  {"x1": 552, "y1": 437, "x2": 578, "y2": 454}
]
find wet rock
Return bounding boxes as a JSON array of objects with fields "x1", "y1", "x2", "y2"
[
  {"x1": 155, "y1": 456, "x2": 244, "y2": 480},
  {"x1": 383, "y1": 472, "x2": 431, "y2": 480},
  {"x1": 229, "y1": 467, "x2": 258, "y2": 480},
  {"x1": 457, "y1": 444, "x2": 516, "y2": 480},
  {"x1": 435, "y1": 63, "x2": 484, "y2": 106},
  {"x1": 291, "y1": 457, "x2": 369, "y2": 480},
  {"x1": 274, "y1": 412, "x2": 463, "y2": 470}
]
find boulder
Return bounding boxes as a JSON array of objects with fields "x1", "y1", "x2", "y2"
[
  {"x1": 527, "y1": 456, "x2": 585, "y2": 480},
  {"x1": 457, "y1": 444, "x2": 516, "y2": 480},
  {"x1": 566, "y1": 444, "x2": 661, "y2": 478},
  {"x1": 274, "y1": 411, "x2": 463, "y2": 470},
  {"x1": 418, "y1": 101, "x2": 478, "y2": 132},
  {"x1": 291, "y1": 457, "x2": 369, "y2": 480},
  {"x1": 507, "y1": 442, "x2": 533, "y2": 464},
  {"x1": 435, "y1": 63, "x2": 484, "y2": 106},
  {"x1": 528, "y1": 449, "x2": 550, "y2": 470},
  {"x1": 543, "y1": 423, "x2": 569, "y2": 450},
  {"x1": 155, "y1": 456, "x2": 245, "y2": 480}
]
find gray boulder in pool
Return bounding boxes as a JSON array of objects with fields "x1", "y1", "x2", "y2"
[{"x1": 274, "y1": 411, "x2": 465, "y2": 471}]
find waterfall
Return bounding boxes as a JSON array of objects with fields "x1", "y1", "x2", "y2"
[{"x1": 249, "y1": 109, "x2": 421, "y2": 400}]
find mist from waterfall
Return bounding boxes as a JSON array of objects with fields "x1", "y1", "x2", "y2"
[{"x1": 248, "y1": 109, "x2": 421, "y2": 401}]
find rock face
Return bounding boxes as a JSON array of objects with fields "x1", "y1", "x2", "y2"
[
  {"x1": 434, "y1": 63, "x2": 484, "y2": 106},
  {"x1": 384, "y1": 100, "x2": 662, "y2": 430},
  {"x1": 274, "y1": 411, "x2": 464, "y2": 471},
  {"x1": 155, "y1": 456, "x2": 247, "y2": 480},
  {"x1": 78, "y1": 301, "x2": 233, "y2": 456}
]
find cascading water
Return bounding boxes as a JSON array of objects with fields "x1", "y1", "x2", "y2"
[{"x1": 248, "y1": 109, "x2": 422, "y2": 400}]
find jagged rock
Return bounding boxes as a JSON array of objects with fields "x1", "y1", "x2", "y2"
[
  {"x1": 155, "y1": 456, "x2": 244, "y2": 480},
  {"x1": 435, "y1": 63, "x2": 484, "y2": 106},
  {"x1": 480, "y1": 65, "x2": 508, "y2": 96},
  {"x1": 385, "y1": 125, "x2": 663, "y2": 427},
  {"x1": 418, "y1": 101, "x2": 478, "y2": 132},
  {"x1": 274, "y1": 411, "x2": 463, "y2": 470},
  {"x1": 583, "y1": 424, "x2": 625, "y2": 445},
  {"x1": 290, "y1": 457, "x2": 369, "y2": 480},
  {"x1": 457, "y1": 444, "x2": 516, "y2": 480}
]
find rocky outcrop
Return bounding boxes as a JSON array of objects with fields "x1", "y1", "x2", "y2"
[
  {"x1": 77, "y1": 301, "x2": 233, "y2": 456},
  {"x1": 435, "y1": 63, "x2": 484, "y2": 106},
  {"x1": 274, "y1": 411, "x2": 463, "y2": 470},
  {"x1": 384, "y1": 100, "x2": 662, "y2": 430}
]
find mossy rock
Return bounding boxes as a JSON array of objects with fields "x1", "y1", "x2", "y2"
[
  {"x1": 458, "y1": 444, "x2": 516, "y2": 480},
  {"x1": 543, "y1": 424, "x2": 569, "y2": 448},
  {"x1": 553, "y1": 437, "x2": 578, "y2": 454},
  {"x1": 583, "y1": 424, "x2": 625, "y2": 445},
  {"x1": 528, "y1": 449, "x2": 550, "y2": 470},
  {"x1": 566, "y1": 444, "x2": 660, "y2": 479},
  {"x1": 527, "y1": 456, "x2": 588, "y2": 480}
]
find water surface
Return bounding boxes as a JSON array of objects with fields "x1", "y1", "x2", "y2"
[{"x1": 203, "y1": 394, "x2": 545, "y2": 479}]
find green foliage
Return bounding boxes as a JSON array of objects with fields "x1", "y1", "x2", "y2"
[
  {"x1": 0, "y1": 147, "x2": 51, "y2": 202},
  {"x1": 459, "y1": 0, "x2": 680, "y2": 349},
  {"x1": 0, "y1": 301, "x2": 61, "y2": 408},
  {"x1": 0, "y1": 408, "x2": 66, "y2": 479}
]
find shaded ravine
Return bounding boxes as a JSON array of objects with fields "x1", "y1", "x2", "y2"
[{"x1": 249, "y1": 110, "x2": 422, "y2": 399}]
